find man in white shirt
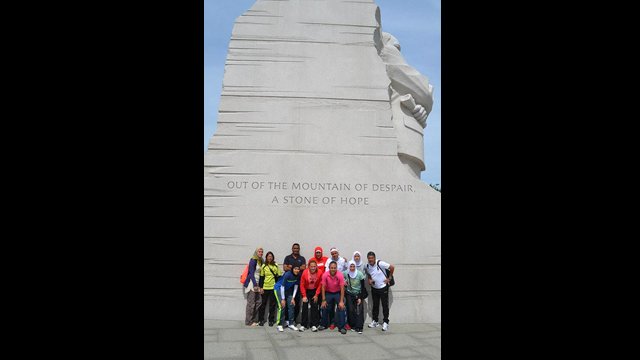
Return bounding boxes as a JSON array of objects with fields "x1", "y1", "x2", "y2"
[
  {"x1": 365, "y1": 251, "x2": 394, "y2": 331},
  {"x1": 328, "y1": 247, "x2": 348, "y2": 272}
]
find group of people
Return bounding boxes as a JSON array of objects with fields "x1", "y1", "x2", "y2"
[{"x1": 243, "y1": 243, "x2": 394, "y2": 334}]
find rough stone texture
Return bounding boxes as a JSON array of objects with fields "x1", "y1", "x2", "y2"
[{"x1": 204, "y1": 0, "x2": 440, "y2": 323}]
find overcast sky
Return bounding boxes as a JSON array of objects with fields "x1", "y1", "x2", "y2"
[{"x1": 204, "y1": 0, "x2": 441, "y2": 186}]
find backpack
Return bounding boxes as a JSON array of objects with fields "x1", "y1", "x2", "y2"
[{"x1": 240, "y1": 264, "x2": 249, "y2": 284}]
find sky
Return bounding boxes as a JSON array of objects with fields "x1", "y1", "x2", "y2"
[{"x1": 204, "y1": 0, "x2": 441, "y2": 187}]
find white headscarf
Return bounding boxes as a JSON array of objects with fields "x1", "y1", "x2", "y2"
[
  {"x1": 347, "y1": 260, "x2": 357, "y2": 279},
  {"x1": 352, "y1": 251, "x2": 362, "y2": 268}
]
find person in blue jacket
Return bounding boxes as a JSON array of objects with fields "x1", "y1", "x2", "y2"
[{"x1": 273, "y1": 265, "x2": 301, "y2": 332}]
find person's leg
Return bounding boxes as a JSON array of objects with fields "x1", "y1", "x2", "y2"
[
  {"x1": 310, "y1": 291, "x2": 320, "y2": 328},
  {"x1": 258, "y1": 292, "x2": 268, "y2": 324},
  {"x1": 286, "y1": 293, "x2": 296, "y2": 327},
  {"x1": 345, "y1": 293, "x2": 356, "y2": 328},
  {"x1": 252, "y1": 291, "x2": 262, "y2": 323},
  {"x1": 381, "y1": 289, "x2": 390, "y2": 324},
  {"x1": 371, "y1": 289, "x2": 380, "y2": 323},
  {"x1": 356, "y1": 297, "x2": 365, "y2": 330},
  {"x1": 301, "y1": 293, "x2": 309, "y2": 328},
  {"x1": 336, "y1": 302, "x2": 346, "y2": 330},
  {"x1": 274, "y1": 290, "x2": 283, "y2": 326},
  {"x1": 268, "y1": 291, "x2": 276, "y2": 325},
  {"x1": 320, "y1": 295, "x2": 330, "y2": 327},
  {"x1": 245, "y1": 292, "x2": 253, "y2": 325},
  {"x1": 294, "y1": 291, "x2": 301, "y2": 324},
  {"x1": 328, "y1": 298, "x2": 336, "y2": 328}
]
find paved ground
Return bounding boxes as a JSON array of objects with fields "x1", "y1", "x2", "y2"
[{"x1": 204, "y1": 320, "x2": 441, "y2": 360}]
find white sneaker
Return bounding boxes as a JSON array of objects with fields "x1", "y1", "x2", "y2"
[
  {"x1": 298, "y1": 326, "x2": 305, "y2": 332},
  {"x1": 311, "y1": 326, "x2": 317, "y2": 332},
  {"x1": 288, "y1": 324, "x2": 298, "y2": 331},
  {"x1": 277, "y1": 325, "x2": 284, "y2": 332},
  {"x1": 368, "y1": 320, "x2": 379, "y2": 328},
  {"x1": 382, "y1": 322, "x2": 389, "y2": 331}
]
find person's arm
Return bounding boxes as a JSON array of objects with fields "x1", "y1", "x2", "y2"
[
  {"x1": 259, "y1": 266, "x2": 265, "y2": 288},
  {"x1": 366, "y1": 265, "x2": 373, "y2": 285},
  {"x1": 283, "y1": 256, "x2": 292, "y2": 272},
  {"x1": 300, "y1": 271, "x2": 307, "y2": 302},
  {"x1": 388, "y1": 264, "x2": 395, "y2": 277},
  {"x1": 321, "y1": 275, "x2": 327, "y2": 308},
  {"x1": 292, "y1": 285, "x2": 298, "y2": 305},
  {"x1": 246, "y1": 259, "x2": 257, "y2": 288}
]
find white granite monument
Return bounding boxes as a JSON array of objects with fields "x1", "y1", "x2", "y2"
[{"x1": 204, "y1": 0, "x2": 440, "y2": 323}]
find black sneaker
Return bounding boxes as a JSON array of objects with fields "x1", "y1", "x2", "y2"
[
  {"x1": 268, "y1": 322, "x2": 274, "y2": 327},
  {"x1": 258, "y1": 321, "x2": 264, "y2": 326},
  {"x1": 317, "y1": 325, "x2": 326, "y2": 331},
  {"x1": 340, "y1": 328, "x2": 347, "y2": 335}
]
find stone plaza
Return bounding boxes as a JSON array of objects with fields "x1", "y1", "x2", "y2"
[{"x1": 204, "y1": 320, "x2": 441, "y2": 360}]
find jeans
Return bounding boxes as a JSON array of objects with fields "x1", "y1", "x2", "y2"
[{"x1": 321, "y1": 291, "x2": 346, "y2": 329}]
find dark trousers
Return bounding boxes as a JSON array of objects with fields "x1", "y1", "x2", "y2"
[
  {"x1": 284, "y1": 291, "x2": 301, "y2": 324},
  {"x1": 371, "y1": 286, "x2": 390, "y2": 324},
  {"x1": 258, "y1": 289, "x2": 276, "y2": 324},
  {"x1": 321, "y1": 292, "x2": 346, "y2": 329},
  {"x1": 300, "y1": 288, "x2": 320, "y2": 328},
  {"x1": 345, "y1": 292, "x2": 364, "y2": 330}
]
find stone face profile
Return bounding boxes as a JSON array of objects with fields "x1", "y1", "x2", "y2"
[{"x1": 204, "y1": 0, "x2": 440, "y2": 323}]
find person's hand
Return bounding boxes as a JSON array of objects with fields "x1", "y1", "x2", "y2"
[
  {"x1": 259, "y1": 288, "x2": 264, "y2": 294},
  {"x1": 383, "y1": 278, "x2": 390, "y2": 285},
  {"x1": 291, "y1": 298, "x2": 296, "y2": 306},
  {"x1": 321, "y1": 300, "x2": 327, "y2": 309},
  {"x1": 312, "y1": 295, "x2": 318, "y2": 303},
  {"x1": 338, "y1": 301, "x2": 345, "y2": 310},
  {"x1": 412, "y1": 104, "x2": 428, "y2": 125},
  {"x1": 281, "y1": 300, "x2": 286, "y2": 308},
  {"x1": 357, "y1": 298, "x2": 361, "y2": 305},
  {"x1": 368, "y1": 278, "x2": 373, "y2": 285},
  {"x1": 302, "y1": 297, "x2": 308, "y2": 303}
]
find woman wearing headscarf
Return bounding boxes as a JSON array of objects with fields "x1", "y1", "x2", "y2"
[
  {"x1": 343, "y1": 260, "x2": 367, "y2": 334},
  {"x1": 243, "y1": 247, "x2": 264, "y2": 326},
  {"x1": 352, "y1": 251, "x2": 366, "y2": 273}
]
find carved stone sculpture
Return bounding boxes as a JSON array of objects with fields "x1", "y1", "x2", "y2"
[{"x1": 377, "y1": 31, "x2": 434, "y2": 178}]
